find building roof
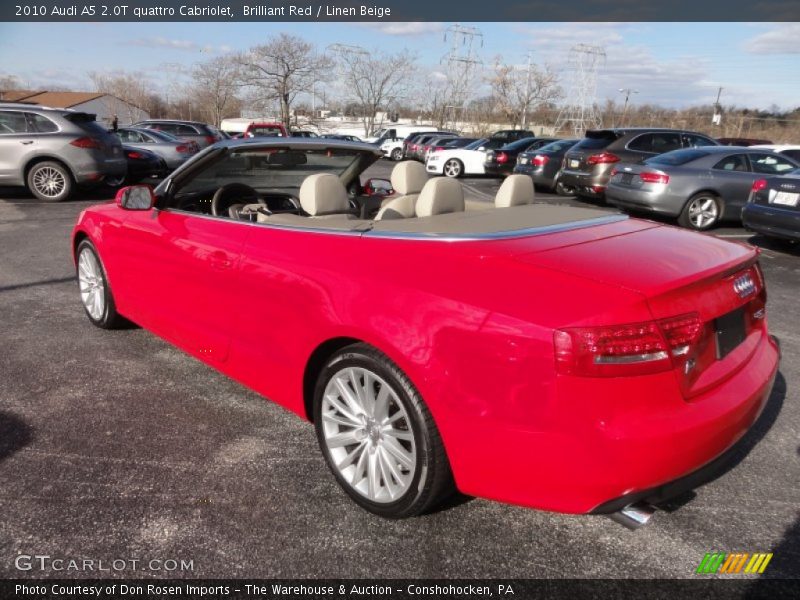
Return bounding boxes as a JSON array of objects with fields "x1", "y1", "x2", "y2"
[
  {"x1": 11, "y1": 91, "x2": 106, "y2": 108},
  {"x1": 0, "y1": 90, "x2": 41, "y2": 102}
]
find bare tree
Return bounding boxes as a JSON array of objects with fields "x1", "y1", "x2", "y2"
[
  {"x1": 190, "y1": 56, "x2": 241, "y2": 127},
  {"x1": 489, "y1": 58, "x2": 561, "y2": 129},
  {"x1": 238, "y1": 34, "x2": 331, "y2": 128},
  {"x1": 88, "y1": 71, "x2": 152, "y2": 122},
  {"x1": 335, "y1": 49, "x2": 416, "y2": 136}
]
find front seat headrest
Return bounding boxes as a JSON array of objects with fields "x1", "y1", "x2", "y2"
[
  {"x1": 415, "y1": 178, "x2": 465, "y2": 217},
  {"x1": 390, "y1": 161, "x2": 428, "y2": 195},
  {"x1": 299, "y1": 173, "x2": 349, "y2": 216},
  {"x1": 495, "y1": 174, "x2": 535, "y2": 208}
]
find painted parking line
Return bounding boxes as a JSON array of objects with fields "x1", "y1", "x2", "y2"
[{"x1": 461, "y1": 182, "x2": 495, "y2": 201}]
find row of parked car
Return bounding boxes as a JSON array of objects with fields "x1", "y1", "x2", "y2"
[{"x1": 376, "y1": 125, "x2": 800, "y2": 239}]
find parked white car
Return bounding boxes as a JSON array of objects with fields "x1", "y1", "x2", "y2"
[
  {"x1": 379, "y1": 137, "x2": 405, "y2": 160},
  {"x1": 425, "y1": 138, "x2": 505, "y2": 178},
  {"x1": 750, "y1": 144, "x2": 800, "y2": 163}
]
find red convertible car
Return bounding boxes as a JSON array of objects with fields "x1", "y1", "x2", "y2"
[{"x1": 72, "y1": 139, "x2": 779, "y2": 524}]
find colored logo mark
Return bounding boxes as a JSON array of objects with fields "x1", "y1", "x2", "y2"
[{"x1": 696, "y1": 552, "x2": 773, "y2": 574}]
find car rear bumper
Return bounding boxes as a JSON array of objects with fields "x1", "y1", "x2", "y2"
[
  {"x1": 558, "y1": 169, "x2": 607, "y2": 197},
  {"x1": 742, "y1": 202, "x2": 800, "y2": 241},
  {"x1": 451, "y1": 331, "x2": 779, "y2": 514},
  {"x1": 485, "y1": 164, "x2": 512, "y2": 177},
  {"x1": 74, "y1": 157, "x2": 127, "y2": 184},
  {"x1": 606, "y1": 184, "x2": 685, "y2": 216}
]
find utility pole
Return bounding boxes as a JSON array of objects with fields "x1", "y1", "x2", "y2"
[
  {"x1": 618, "y1": 88, "x2": 638, "y2": 126},
  {"x1": 521, "y1": 51, "x2": 533, "y2": 128},
  {"x1": 712, "y1": 86, "x2": 723, "y2": 126}
]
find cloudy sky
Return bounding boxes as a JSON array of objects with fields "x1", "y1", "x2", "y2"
[{"x1": 0, "y1": 21, "x2": 798, "y2": 110}]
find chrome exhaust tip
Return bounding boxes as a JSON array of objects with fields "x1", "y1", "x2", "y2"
[{"x1": 609, "y1": 502, "x2": 656, "y2": 530}]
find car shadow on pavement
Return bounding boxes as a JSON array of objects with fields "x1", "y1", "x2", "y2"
[
  {"x1": 656, "y1": 371, "x2": 787, "y2": 514},
  {"x1": 0, "y1": 412, "x2": 33, "y2": 463}
]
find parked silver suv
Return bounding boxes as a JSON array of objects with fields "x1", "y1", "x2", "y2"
[{"x1": 0, "y1": 103, "x2": 125, "y2": 201}]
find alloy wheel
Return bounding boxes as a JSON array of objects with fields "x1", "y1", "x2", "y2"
[
  {"x1": 687, "y1": 196, "x2": 719, "y2": 229},
  {"x1": 78, "y1": 248, "x2": 105, "y2": 321},
  {"x1": 320, "y1": 366, "x2": 416, "y2": 503},
  {"x1": 32, "y1": 166, "x2": 66, "y2": 199},
  {"x1": 444, "y1": 159, "x2": 461, "y2": 178}
]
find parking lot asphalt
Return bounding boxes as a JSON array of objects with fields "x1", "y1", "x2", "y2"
[{"x1": 0, "y1": 165, "x2": 798, "y2": 581}]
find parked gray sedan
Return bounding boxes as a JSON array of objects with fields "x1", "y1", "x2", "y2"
[
  {"x1": 112, "y1": 127, "x2": 198, "y2": 170},
  {"x1": 606, "y1": 147, "x2": 800, "y2": 230}
]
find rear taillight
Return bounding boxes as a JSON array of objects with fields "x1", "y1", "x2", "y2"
[
  {"x1": 126, "y1": 150, "x2": 143, "y2": 159},
  {"x1": 434, "y1": 146, "x2": 444, "y2": 152},
  {"x1": 639, "y1": 172, "x2": 670, "y2": 185},
  {"x1": 70, "y1": 137, "x2": 101, "y2": 149},
  {"x1": 496, "y1": 152, "x2": 509, "y2": 164},
  {"x1": 204, "y1": 135, "x2": 216, "y2": 145},
  {"x1": 176, "y1": 144, "x2": 190, "y2": 153},
  {"x1": 609, "y1": 167, "x2": 619, "y2": 177},
  {"x1": 752, "y1": 179, "x2": 768, "y2": 193},
  {"x1": 587, "y1": 152, "x2": 620, "y2": 165},
  {"x1": 532, "y1": 155, "x2": 549, "y2": 167},
  {"x1": 554, "y1": 312, "x2": 702, "y2": 377}
]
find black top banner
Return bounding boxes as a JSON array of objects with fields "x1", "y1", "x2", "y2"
[{"x1": 3, "y1": 0, "x2": 800, "y2": 22}]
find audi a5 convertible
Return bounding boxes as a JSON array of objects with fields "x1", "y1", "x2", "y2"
[{"x1": 72, "y1": 139, "x2": 779, "y2": 522}]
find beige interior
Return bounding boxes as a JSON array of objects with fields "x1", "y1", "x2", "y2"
[
  {"x1": 376, "y1": 161, "x2": 429, "y2": 220},
  {"x1": 495, "y1": 174, "x2": 535, "y2": 208},
  {"x1": 298, "y1": 173, "x2": 350, "y2": 216},
  {"x1": 415, "y1": 178, "x2": 465, "y2": 217}
]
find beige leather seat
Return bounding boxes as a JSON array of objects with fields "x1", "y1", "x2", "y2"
[
  {"x1": 416, "y1": 177, "x2": 465, "y2": 217},
  {"x1": 495, "y1": 174, "x2": 535, "y2": 208},
  {"x1": 257, "y1": 173, "x2": 351, "y2": 224},
  {"x1": 375, "y1": 161, "x2": 428, "y2": 220}
]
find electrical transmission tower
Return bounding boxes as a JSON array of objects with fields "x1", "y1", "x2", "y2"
[
  {"x1": 554, "y1": 44, "x2": 606, "y2": 137},
  {"x1": 441, "y1": 24, "x2": 483, "y2": 129}
]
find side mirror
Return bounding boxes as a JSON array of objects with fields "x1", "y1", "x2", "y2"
[
  {"x1": 364, "y1": 178, "x2": 394, "y2": 197},
  {"x1": 115, "y1": 185, "x2": 155, "y2": 210}
]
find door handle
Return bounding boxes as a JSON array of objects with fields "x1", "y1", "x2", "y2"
[
  {"x1": 209, "y1": 251, "x2": 232, "y2": 270},
  {"x1": 20, "y1": 140, "x2": 34, "y2": 145}
]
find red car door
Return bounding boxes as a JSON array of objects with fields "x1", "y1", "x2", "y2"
[{"x1": 113, "y1": 210, "x2": 249, "y2": 363}]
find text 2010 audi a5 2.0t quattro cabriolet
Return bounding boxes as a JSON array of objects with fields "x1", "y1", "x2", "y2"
[{"x1": 72, "y1": 139, "x2": 779, "y2": 525}]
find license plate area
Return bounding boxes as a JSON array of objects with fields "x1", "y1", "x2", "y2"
[
  {"x1": 621, "y1": 173, "x2": 633, "y2": 185},
  {"x1": 772, "y1": 191, "x2": 799, "y2": 206},
  {"x1": 715, "y1": 306, "x2": 746, "y2": 359},
  {"x1": 569, "y1": 159, "x2": 580, "y2": 168}
]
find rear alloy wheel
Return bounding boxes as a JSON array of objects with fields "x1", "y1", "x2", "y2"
[
  {"x1": 313, "y1": 344, "x2": 454, "y2": 518},
  {"x1": 679, "y1": 193, "x2": 721, "y2": 230},
  {"x1": 27, "y1": 161, "x2": 73, "y2": 202},
  {"x1": 390, "y1": 148, "x2": 403, "y2": 161},
  {"x1": 76, "y1": 240, "x2": 126, "y2": 329},
  {"x1": 443, "y1": 158, "x2": 463, "y2": 178}
]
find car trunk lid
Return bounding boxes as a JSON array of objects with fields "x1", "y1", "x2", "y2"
[
  {"x1": 751, "y1": 175, "x2": 800, "y2": 211},
  {"x1": 512, "y1": 224, "x2": 765, "y2": 399}
]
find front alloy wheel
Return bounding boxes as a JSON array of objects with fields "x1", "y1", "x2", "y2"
[
  {"x1": 314, "y1": 344, "x2": 454, "y2": 518},
  {"x1": 76, "y1": 240, "x2": 126, "y2": 329},
  {"x1": 443, "y1": 159, "x2": 463, "y2": 178}
]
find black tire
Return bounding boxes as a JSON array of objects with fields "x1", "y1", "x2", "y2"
[
  {"x1": 443, "y1": 158, "x2": 463, "y2": 178},
  {"x1": 678, "y1": 192, "x2": 721, "y2": 230},
  {"x1": 26, "y1": 161, "x2": 73, "y2": 202},
  {"x1": 554, "y1": 180, "x2": 574, "y2": 197},
  {"x1": 75, "y1": 239, "x2": 127, "y2": 329},
  {"x1": 313, "y1": 343, "x2": 454, "y2": 518},
  {"x1": 104, "y1": 174, "x2": 127, "y2": 188},
  {"x1": 390, "y1": 148, "x2": 403, "y2": 161}
]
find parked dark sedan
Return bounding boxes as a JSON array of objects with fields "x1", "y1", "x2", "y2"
[
  {"x1": 485, "y1": 137, "x2": 560, "y2": 177},
  {"x1": 514, "y1": 139, "x2": 579, "y2": 190},
  {"x1": 606, "y1": 147, "x2": 799, "y2": 230},
  {"x1": 559, "y1": 128, "x2": 719, "y2": 200},
  {"x1": 743, "y1": 170, "x2": 800, "y2": 242},
  {"x1": 106, "y1": 145, "x2": 168, "y2": 187}
]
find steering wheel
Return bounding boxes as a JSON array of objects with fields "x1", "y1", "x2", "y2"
[{"x1": 211, "y1": 183, "x2": 263, "y2": 216}]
